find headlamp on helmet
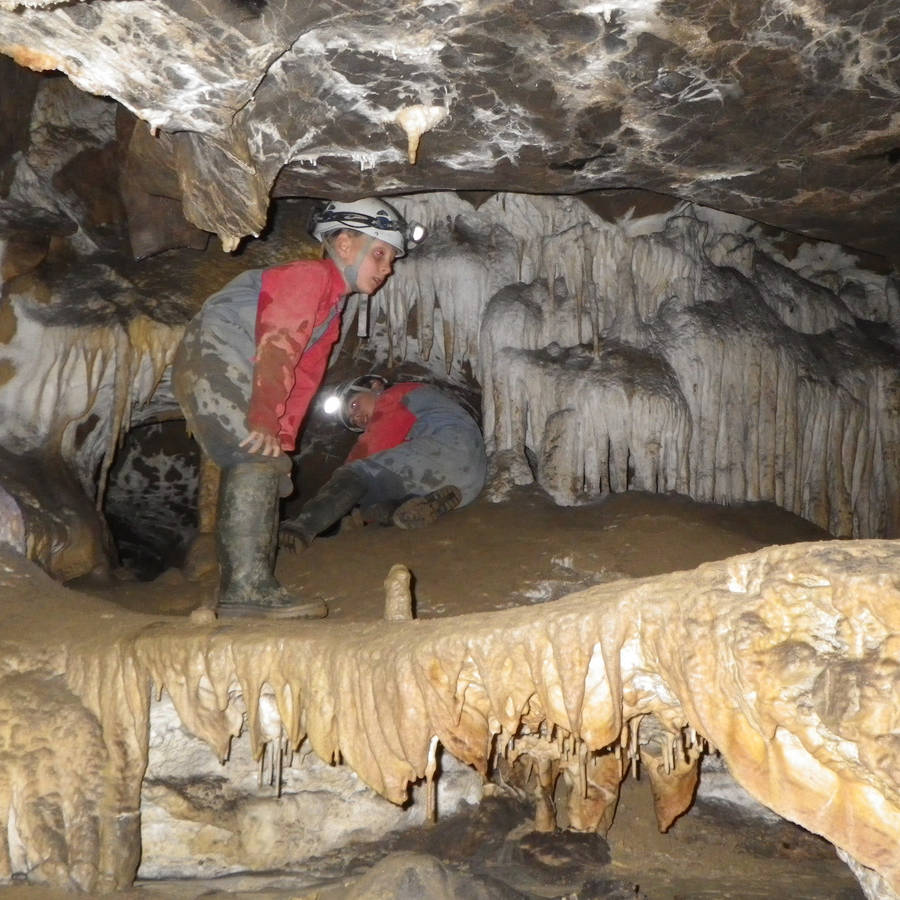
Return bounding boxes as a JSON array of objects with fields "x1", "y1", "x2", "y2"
[
  {"x1": 321, "y1": 374, "x2": 390, "y2": 431},
  {"x1": 309, "y1": 198, "x2": 425, "y2": 258}
]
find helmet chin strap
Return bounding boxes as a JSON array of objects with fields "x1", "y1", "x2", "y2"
[{"x1": 327, "y1": 234, "x2": 374, "y2": 294}]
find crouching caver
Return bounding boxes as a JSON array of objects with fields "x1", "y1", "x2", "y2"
[
  {"x1": 172, "y1": 199, "x2": 423, "y2": 618},
  {"x1": 281, "y1": 376, "x2": 486, "y2": 546}
]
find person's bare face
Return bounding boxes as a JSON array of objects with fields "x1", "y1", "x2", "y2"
[
  {"x1": 333, "y1": 232, "x2": 397, "y2": 295},
  {"x1": 355, "y1": 238, "x2": 397, "y2": 295},
  {"x1": 347, "y1": 390, "x2": 379, "y2": 429}
]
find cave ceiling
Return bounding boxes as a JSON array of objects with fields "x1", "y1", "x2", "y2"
[{"x1": 0, "y1": 0, "x2": 898, "y2": 265}]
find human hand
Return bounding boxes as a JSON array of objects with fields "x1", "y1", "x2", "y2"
[{"x1": 239, "y1": 429, "x2": 283, "y2": 457}]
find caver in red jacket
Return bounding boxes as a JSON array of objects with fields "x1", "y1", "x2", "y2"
[
  {"x1": 172, "y1": 259, "x2": 347, "y2": 478},
  {"x1": 344, "y1": 383, "x2": 487, "y2": 508}
]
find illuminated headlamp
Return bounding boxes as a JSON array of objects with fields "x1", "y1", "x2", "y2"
[
  {"x1": 407, "y1": 221, "x2": 426, "y2": 249},
  {"x1": 321, "y1": 373, "x2": 390, "y2": 432}
]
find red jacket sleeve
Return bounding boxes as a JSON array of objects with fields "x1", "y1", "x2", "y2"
[
  {"x1": 247, "y1": 260, "x2": 341, "y2": 447},
  {"x1": 275, "y1": 322, "x2": 340, "y2": 449},
  {"x1": 346, "y1": 384, "x2": 419, "y2": 461}
]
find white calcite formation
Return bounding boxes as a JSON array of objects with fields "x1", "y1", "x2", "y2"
[
  {"x1": 0, "y1": 539, "x2": 898, "y2": 896},
  {"x1": 0, "y1": 290, "x2": 178, "y2": 501},
  {"x1": 0, "y1": 276, "x2": 181, "y2": 578},
  {"x1": 378, "y1": 193, "x2": 899, "y2": 539},
  {"x1": 140, "y1": 693, "x2": 482, "y2": 879}
]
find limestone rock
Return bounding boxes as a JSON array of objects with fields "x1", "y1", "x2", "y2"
[
  {"x1": 140, "y1": 694, "x2": 483, "y2": 879},
  {"x1": 0, "y1": 1, "x2": 896, "y2": 264}
]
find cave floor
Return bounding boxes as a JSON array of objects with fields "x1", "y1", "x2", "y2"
[
  {"x1": 5, "y1": 487, "x2": 866, "y2": 899},
  {"x1": 89, "y1": 485, "x2": 835, "y2": 623}
]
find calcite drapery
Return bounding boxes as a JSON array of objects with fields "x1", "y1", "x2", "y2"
[
  {"x1": 378, "y1": 193, "x2": 899, "y2": 538},
  {"x1": 1, "y1": 539, "x2": 898, "y2": 892}
]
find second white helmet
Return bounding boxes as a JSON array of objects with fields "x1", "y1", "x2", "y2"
[{"x1": 322, "y1": 374, "x2": 390, "y2": 431}]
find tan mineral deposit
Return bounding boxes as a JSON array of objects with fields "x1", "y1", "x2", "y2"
[{"x1": 1, "y1": 538, "x2": 898, "y2": 895}]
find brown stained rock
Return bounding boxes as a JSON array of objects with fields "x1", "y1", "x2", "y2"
[
  {"x1": 0, "y1": 550, "x2": 150, "y2": 890},
  {"x1": 641, "y1": 743, "x2": 701, "y2": 832},
  {"x1": 0, "y1": 447, "x2": 113, "y2": 582},
  {"x1": 565, "y1": 750, "x2": 624, "y2": 835},
  {"x1": 118, "y1": 116, "x2": 210, "y2": 259},
  {"x1": 0, "y1": 1, "x2": 896, "y2": 264},
  {"x1": 1, "y1": 237, "x2": 50, "y2": 282},
  {"x1": 0, "y1": 302, "x2": 16, "y2": 346},
  {"x1": 53, "y1": 144, "x2": 126, "y2": 247},
  {"x1": 0, "y1": 672, "x2": 106, "y2": 891},
  {"x1": 0, "y1": 56, "x2": 38, "y2": 169},
  {"x1": 0, "y1": 201, "x2": 76, "y2": 282}
]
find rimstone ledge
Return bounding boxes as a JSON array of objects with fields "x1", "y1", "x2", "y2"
[{"x1": 0, "y1": 540, "x2": 898, "y2": 894}]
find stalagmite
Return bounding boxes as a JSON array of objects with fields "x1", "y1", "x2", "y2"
[
  {"x1": 181, "y1": 455, "x2": 220, "y2": 582},
  {"x1": 384, "y1": 563, "x2": 413, "y2": 621}
]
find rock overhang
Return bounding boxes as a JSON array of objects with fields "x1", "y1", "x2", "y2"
[{"x1": 0, "y1": 0, "x2": 896, "y2": 264}]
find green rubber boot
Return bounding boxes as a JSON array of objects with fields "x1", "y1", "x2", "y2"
[
  {"x1": 216, "y1": 463, "x2": 326, "y2": 619},
  {"x1": 280, "y1": 466, "x2": 368, "y2": 548}
]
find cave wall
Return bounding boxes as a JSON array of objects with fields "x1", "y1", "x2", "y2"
[
  {"x1": 0, "y1": 67, "x2": 898, "y2": 579},
  {"x1": 379, "y1": 192, "x2": 899, "y2": 538}
]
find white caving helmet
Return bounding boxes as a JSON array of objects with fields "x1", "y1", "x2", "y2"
[
  {"x1": 309, "y1": 198, "x2": 425, "y2": 258},
  {"x1": 322, "y1": 374, "x2": 390, "y2": 431}
]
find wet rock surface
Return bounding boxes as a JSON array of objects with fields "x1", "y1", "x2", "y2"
[{"x1": 1, "y1": 1, "x2": 897, "y2": 263}]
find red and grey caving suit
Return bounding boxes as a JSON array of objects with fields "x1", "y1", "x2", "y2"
[
  {"x1": 172, "y1": 259, "x2": 347, "y2": 494},
  {"x1": 342, "y1": 383, "x2": 487, "y2": 509}
]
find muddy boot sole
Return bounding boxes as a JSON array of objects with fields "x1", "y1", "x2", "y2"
[
  {"x1": 359, "y1": 501, "x2": 400, "y2": 526},
  {"x1": 217, "y1": 597, "x2": 328, "y2": 620},
  {"x1": 392, "y1": 485, "x2": 462, "y2": 530},
  {"x1": 278, "y1": 527, "x2": 312, "y2": 553}
]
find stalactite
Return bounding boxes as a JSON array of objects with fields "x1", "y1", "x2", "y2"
[
  {"x1": 425, "y1": 735, "x2": 439, "y2": 822},
  {"x1": 392, "y1": 105, "x2": 448, "y2": 165},
  {"x1": 96, "y1": 327, "x2": 130, "y2": 510}
]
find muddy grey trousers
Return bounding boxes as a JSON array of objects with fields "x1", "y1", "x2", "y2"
[{"x1": 172, "y1": 318, "x2": 294, "y2": 496}]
